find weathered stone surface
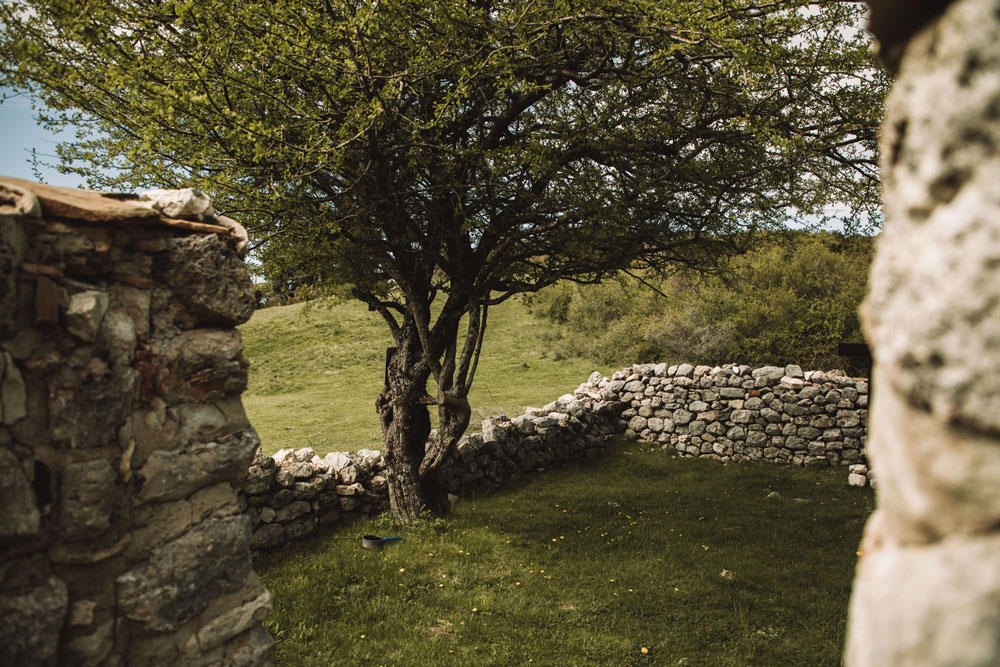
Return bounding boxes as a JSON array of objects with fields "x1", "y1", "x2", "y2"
[
  {"x1": 861, "y1": 372, "x2": 1000, "y2": 541},
  {"x1": 0, "y1": 352, "x2": 26, "y2": 425},
  {"x1": 274, "y1": 500, "x2": 311, "y2": 523},
  {"x1": 221, "y1": 625, "x2": 275, "y2": 667},
  {"x1": 65, "y1": 618, "x2": 114, "y2": 666},
  {"x1": 0, "y1": 447, "x2": 38, "y2": 539},
  {"x1": 60, "y1": 459, "x2": 116, "y2": 540},
  {"x1": 116, "y1": 515, "x2": 252, "y2": 632},
  {"x1": 137, "y1": 428, "x2": 260, "y2": 503},
  {"x1": 627, "y1": 415, "x2": 647, "y2": 432},
  {"x1": 49, "y1": 365, "x2": 135, "y2": 449},
  {"x1": 0, "y1": 574, "x2": 68, "y2": 666},
  {"x1": 251, "y1": 523, "x2": 285, "y2": 550},
  {"x1": 100, "y1": 309, "x2": 138, "y2": 365},
  {"x1": 751, "y1": 366, "x2": 784, "y2": 382},
  {"x1": 287, "y1": 461, "x2": 313, "y2": 479},
  {"x1": 849, "y1": 532, "x2": 1000, "y2": 666},
  {"x1": 862, "y1": 0, "x2": 1000, "y2": 435},
  {"x1": 780, "y1": 376, "x2": 804, "y2": 390},
  {"x1": 142, "y1": 188, "x2": 216, "y2": 221},
  {"x1": 847, "y1": 2, "x2": 1000, "y2": 665},
  {"x1": 1, "y1": 176, "x2": 159, "y2": 224},
  {"x1": 0, "y1": 189, "x2": 30, "y2": 336},
  {"x1": 65, "y1": 290, "x2": 110, "y2": 342},
  {"x1": 152, "y1": 329, "x2": 247, "y2": 402},
  {"x1": 1, "y1": 180, "x2": 270, "y2": 661},
  {"x1": 189, "y1": 588, "x2": 271, "y2": 655},
  {"x1": 243, "y1": 464, "x2": 275, "y2": 494},
  {"x1": 154, "y1": 235, "x2": 255, "y2": 329}
]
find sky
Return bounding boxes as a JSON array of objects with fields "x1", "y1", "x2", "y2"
[{"x1": 0, "y1": 87, "x2": 88, "y2": 188}]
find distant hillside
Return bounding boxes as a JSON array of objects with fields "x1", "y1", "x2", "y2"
[{"x1": 240, "y1": 296, "x2": 607, "y2": 455}]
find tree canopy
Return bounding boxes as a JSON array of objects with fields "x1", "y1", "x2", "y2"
[{"x1": 1, "y1": 0, "x2": 886, "y2": 521}]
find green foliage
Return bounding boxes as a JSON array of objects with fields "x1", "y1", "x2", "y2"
[
  {"x1": 531, "y1": 233, "x2": 874, "y2": 373},
  {"x1": 1, "y1": 0, "x2": 885, "y2": 307},
  {"x1": 257, "y1": 441, "x2": 874, "y2": 665}
]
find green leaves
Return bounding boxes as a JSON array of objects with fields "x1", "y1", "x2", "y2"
[{"x1": 1, "y1": 0, "x2": 884, "y2": 343}]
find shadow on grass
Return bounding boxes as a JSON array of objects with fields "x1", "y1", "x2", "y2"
[{"x1": 255, "y1": 440, "x2": 873, "y2": 666}]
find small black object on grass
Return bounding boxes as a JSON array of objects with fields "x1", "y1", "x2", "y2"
[{"x1": 362, "y1": 535, "x2": 401, "y2": 549}]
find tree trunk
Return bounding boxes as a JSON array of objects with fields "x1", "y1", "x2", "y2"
[{"x1": 376, "y1": 327, "x2": 435, "y2": 524}]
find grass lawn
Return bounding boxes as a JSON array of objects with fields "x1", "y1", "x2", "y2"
[
  {"x1": 256, "y1": 441, "x2": 873, "y2": 666},
  {"x1": 240, "y1": 297, "x2": 605, "y2": 455}
]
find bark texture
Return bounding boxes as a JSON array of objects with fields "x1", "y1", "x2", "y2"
[{"x1": 376, "y1": 326, "x2": 434, "y2": 524}]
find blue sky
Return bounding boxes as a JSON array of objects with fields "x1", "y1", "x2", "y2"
[{"x1": 0, "y1": 87, "x2": 88, "y2": 188}]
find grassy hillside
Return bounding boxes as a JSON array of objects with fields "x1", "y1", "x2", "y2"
[{"x1": 240, "y1": 297, "x2": 607, "y2": 455}]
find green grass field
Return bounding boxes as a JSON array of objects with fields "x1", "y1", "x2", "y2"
[
  {"x1": 256, "y1": 441, "x2": 873, "y2": 666},
  {"x1": 240, "y1": 297, "x2": 608, "y2": 455}
]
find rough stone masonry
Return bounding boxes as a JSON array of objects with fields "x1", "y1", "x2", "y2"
[
  {"x1": 0, "y1": 178, "x2": 271, "y2": 666},
  {"x1": 243, "y1": 361, "x2": 871, "y2": 552},
  {"x1": 847, "y1": 0, "x2": 1000, "y2": 664}
]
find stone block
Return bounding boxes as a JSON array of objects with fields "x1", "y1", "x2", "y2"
[
  {"x1": 116, "y1": 515, "x2": 252, "y2": 632},
  {"x1": 837, "y1": 411, "x2": 862, "y2": 428},
  {"x1": 153, "y1": 235, "x2": 255, "y2": 329},
  {"x1": 49, "y1": 365, "x2": 135, "y2": 449},
  {"x1": 59, "y1": 459, "x2": 116, "y2": 540},
  {"x1": 65, "y1": 617, "x2": 114, "y2": 665},
  {"x1": 285, "y1": 516, "x2": 316, "y2": 541},
  {"x1": 274, "y1": 500, "x2": 310, "y2": 523},
  {"x1": 189, "y1": 589, "x2": 271, "y2": 655},
  {"x1": 65, "y1": 290, "x2": 109, "y2": 342},
  {"x1": 251, "y1": 523, "x2": 284, "y2": 550},
  {"x1": 242, "y1": 465, "x2": 274, "y2": 494},
  {"x1": 0, "y1": 352, "x2": 26, "y2": 425},
  {"x1": 0, "y1": 574, "x2": 68, "y2": 666},
  {"x1": 780, "y1": 376, "x2": 804, "y2": 390},
  {"x1": 730, "y1": 409, "x2": 752, "y2": 424},
  {"x1": 0, "y1": 447, "x2": 40, "y2": 539},
  {"x1": 848, "y1": 534, "x2": 1000, "y2": 666},
  {"x1": 137, "y1": 428, "x2": 259, "y2": 503}
]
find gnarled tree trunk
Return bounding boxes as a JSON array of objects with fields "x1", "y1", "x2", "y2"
[{"x1": 376, "y1": 323, "x2": 435, "y2": 524}]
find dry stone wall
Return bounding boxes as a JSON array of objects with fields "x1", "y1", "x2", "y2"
[
  {"x1": 242, "y1": 362, "x2": 870, "y2": 552},
  {"x1": 0, "y1": 179, "x2": 271, "y2": 666},
  {"x1": 595, "y1": 363, "x2": 869, "y2": 470}
]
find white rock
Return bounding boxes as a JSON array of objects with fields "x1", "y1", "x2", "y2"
[
  {"x1": 356, "y1": 448, "x2": 382, "y2": 465},
  {"x1": 780, "y1": 376, "x2": 805, "y2": 390},
  {"x1": 272, "y1": 449, "x2": 295, "y2": 465},
  {"x1": 293, "y1": 447, "x2": 315, "y2": 462},
  {"x1": 142, "y1": 188, "x2": 215, "y2": 221},
  {"x1": 65, "y1": 291, "x2": 109, "y2": 342}
]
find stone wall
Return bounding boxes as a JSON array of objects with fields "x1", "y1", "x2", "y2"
[
  {"x1": 847, "y1": 0, "x2": 1000, "y2": 664},
  {"x1": 242, "y1": 362, "x2": 870, "y2": 552},
  {"x1": 0, "y1": 179, "x2": 271, "y2": 666}
]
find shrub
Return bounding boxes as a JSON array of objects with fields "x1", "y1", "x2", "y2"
[{"x1": 529, "y1": 233, "x2": 874, "y2": 373}]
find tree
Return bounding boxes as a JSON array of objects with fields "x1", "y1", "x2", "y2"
[{"x1": 1, "y1": 0, "x2": 885, "y2": 522}]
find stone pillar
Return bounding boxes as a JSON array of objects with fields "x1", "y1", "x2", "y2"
[
  {"x1": 847, "y1": 0, "x2": 1000, "y2": 664},
  {"x1": 0, "y1": 180, "x2": 271, "y2": 666}
]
